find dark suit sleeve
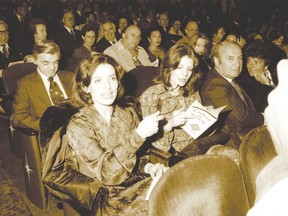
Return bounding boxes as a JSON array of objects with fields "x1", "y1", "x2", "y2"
[
  {"x1": 11, "y1": 79, "x2": 41, "y2": 130},
  {"x1": 203, "y1": 78, "x2": 264, "y2": 129}
]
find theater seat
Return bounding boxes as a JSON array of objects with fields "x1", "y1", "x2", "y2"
[
  {"x1": 149, "y1": 155, "x2": 249, "y2": 216},
  {"x1": 1, "y1": 62, "x2": 48, "y2": 210},
  {"x1": 239, "y1": 125, "x2": 276, "y2": 207},
  {"x1": 122, "y1": 66, "x2": 158, "y2": 98}
]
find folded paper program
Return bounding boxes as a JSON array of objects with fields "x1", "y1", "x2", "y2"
[{"x1": 182, "y1": 100, "x2": 226, "y2": 139}]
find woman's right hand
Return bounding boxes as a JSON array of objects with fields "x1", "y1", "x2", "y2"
[{"x1": 136, "y1": 111, "x2": 164, "y2": 139}]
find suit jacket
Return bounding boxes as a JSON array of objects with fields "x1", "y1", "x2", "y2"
[
  {"x1": 11, "y1": 70, "x2": 74, "y2": 131},
  {"x1": 6, "y1": 14, "x2": 28, "y2": 60},
  {"x1": 200, "y1": 68, "x2": 264, "y2": 148},
  {"x1": 0, "y1": 52, "x2": 10, "y2": 70},
  {"x1": 95, "y1": 37, "x2": 112, "y2": 53},
  {"x1": 54, "y1": 25, "x2": 83, "y2": 67}
]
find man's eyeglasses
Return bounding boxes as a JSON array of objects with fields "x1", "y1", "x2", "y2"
[{"x1": 0, "y1": 30, "x2": 9, "y2": 36}]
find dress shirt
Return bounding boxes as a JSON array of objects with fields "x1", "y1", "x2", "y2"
[
  {"x1": 0, "y1": 44, "x2": 9, "y2": 55},
  {"x1": 38, "y1": 70, "x2": 68, "y2": 105},
  {"x1": 104, "y1": 39, "x2": 153, "y2": 72}
]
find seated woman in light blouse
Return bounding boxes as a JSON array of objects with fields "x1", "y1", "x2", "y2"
[
  {"x1": 65, "y1": 54, "x2": 167, "y2": 214},
  {"x1": 140, "y1": 44, "x2": 232, "y2": 166}
]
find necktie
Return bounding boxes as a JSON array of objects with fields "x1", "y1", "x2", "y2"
[
  {"x1": 1, "y1": 44, "x2": 9, "y2": 58},
  {"x1": 48, "y1": 77, "x2": 65, "y2": 105},
  {"x1": 70, "y1": 29, "x2": 76, "y2": 38},
  {"x1": 231, "y1": 80, "x2": 247, "y2": 106}
]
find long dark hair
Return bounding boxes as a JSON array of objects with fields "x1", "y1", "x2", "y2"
[
  {"x1": 72, "y1": 54, "x2": 125, "y2": 108},
  {"x1": 154, "y1": 44, "x2": 202, "y2": 96}
]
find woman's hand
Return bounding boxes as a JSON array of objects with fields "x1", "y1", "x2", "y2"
[
  {"x1": 144, "y1": 163, "x2": 169, "y2": 179},
  {"x1": 136, "y1": 111, "x2": 163, "y2": 139},
  {"x1": 164, "y1": 109, "x2": 187, "y2": 131}
]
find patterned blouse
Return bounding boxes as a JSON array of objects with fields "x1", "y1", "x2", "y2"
[
  {"x1": 140, "y1": 84, "x2": 202, "y2": 152},
  {"x1": 66, "y1": 105, "x2": 145, "y2": 185},
  {"x1": 65, "y1": 105, "x2": 153, "y2": 215}
]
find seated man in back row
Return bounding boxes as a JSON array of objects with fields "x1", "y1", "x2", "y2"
[
  {"x1": 11, "y1": 40, "x2": 74, "y2": 131},
  {"x1": 104, "y1": 24, "x2": 155, "y2": 72},
  {"x1": 200, "y1": 41, "x2": 264, "y2": 148}
]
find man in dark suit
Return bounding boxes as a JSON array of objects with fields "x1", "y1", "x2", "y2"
[
  {"x1": 200, "y1": 41, "x2": 264, "y2": 148},
  {"x1": 11, "y1": 40, "x2": 74, "y2": 131},
  {"x1": 54, "y1": 11, "x2": 82, "y2": 69},
  {"x1": 0, "y1": 20, "x2": 11, "y2": 70},
  {"x1": 95, "y1": 20, "x2": 118, "y2": 53},
  {"x1": 5, "y1": 0, "x2": 29, "y2": 60}
]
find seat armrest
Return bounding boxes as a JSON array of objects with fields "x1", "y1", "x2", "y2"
[{"x1": 15, "y1": 126, "x2": 39, "y2": 136}]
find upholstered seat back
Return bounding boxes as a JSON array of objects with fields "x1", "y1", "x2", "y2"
[
  {"x1": 2, "y1": 62, "x2": 37, "y2": 96},
  {"x1": 239, "y1": 125, "x2": 276, "y2": 207},
  {"x1": 122, "y1": 66, "x2": 158, "y2": 98},
  {"x1": 149, "y1": 155, "x2": 249, "y2": 216}
]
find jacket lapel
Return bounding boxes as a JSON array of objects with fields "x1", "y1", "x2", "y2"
[{"x1": 30, "y1": 71, "x2": 52, "y2": 107}]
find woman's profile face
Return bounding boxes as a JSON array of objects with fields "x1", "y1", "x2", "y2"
[
  {"x1": 88, "y1": 63, "x2": 119, "y2": 107},
  {"x1": 170, "y1": 55, "x2": 194, "y2": 89}
]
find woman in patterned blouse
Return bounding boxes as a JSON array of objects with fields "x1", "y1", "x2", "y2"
[
  {"x1": 140, "y1": 44, "x2": 233, "y2": 166},
  {"x1": 140, "y1": 44, "x2": 204, "y2": 155},
  {"x1": 65, "y1": 54, "x2": 167, "y2": 215}
]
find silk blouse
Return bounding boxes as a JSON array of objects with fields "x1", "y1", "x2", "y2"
[{"x1": 65, "y1": 105, "x2": 145, "y2": 185}]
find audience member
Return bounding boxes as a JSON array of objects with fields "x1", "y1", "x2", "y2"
[
  {"x1": 73, "y1": 24, "x2": 98, "y2": 61},
  {"x1": 62, "y1": 54, "x2": 167, "y2": 214},
  {"x1": 247, "y1": 59, "x2": 288, "y2": 216},
  {"x1": 137, "y1": 6, "x2": 157, "y2": 35},
  {"x1": 222, "y1": 31, "x2": 246, "y2": 48},
  {"x1": 11, "y1": 40, "x2": 74, "y2": 131},
  {"x1": 115, "y1": 15, "x2": 129, "y2": 40},
  {"x1": 168, "y1": 18, "x2": 184, "y2": 37},
  {"x1": 54, "y1": 10, "x2": 83, "y2": 69},
  {"x1": 0, "y1": 20, "x2": 11, "y2": 96},
  {"x1": 176, "y1": 20, "x2": 199, "y2": 48},
  {"x1": 104, "y1": 24, "x2": 154, "y2": 72},
  {"x1": 23, "y1": 18, "x2": 47, "y2": 62},
  {"x1": 210, "y1": 23, "x2": 226, "y2": 45},
  {"x1": 74, "y1": 1, "x2": 85, "y2": 28},
  {"x1": 190, "y1": 32, "x2": 212, "y2": 73},
  {"x1": 200, "y1": 41, "x2": 264, "y2": 148},
  {"x1": 74, "y1": 10, "x2": 97, "y2": 31},
  {"x1": 157, "y1": 12, "x2": 181, "y2": 49},
  {"x1": 140, "y1": 44, "x2": 231, "y2": 165},
  {"x1": 241, "y1": 41, "x2": 286, "y2": 112},
  {"x1": 95, "y1": 20, "x2": 118, "y2": 53},
  {"x1": 6, "y1": 0, "x2": 30, "y2": 60},
  {"x1": 0, "y1": 20, "x2": 14, "y2": 70},
  {"x1": 145, "y1": 27, "x2": 165, "y2": 66}
]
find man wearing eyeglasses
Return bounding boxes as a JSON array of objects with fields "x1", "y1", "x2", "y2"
[
  {"x1": 0, "y1": 20, "x2": 11, "y2": 71},
  {"x1": 54, "y1": 11, "x2": 83, "y2": 69}
]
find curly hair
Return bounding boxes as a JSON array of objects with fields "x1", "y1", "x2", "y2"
[
  {"x1": 72, "y1": 54, "x2": 125, "y2": 108},
  {"x1": 154, "y1": 44, "x2": 202, "y2": 96}
]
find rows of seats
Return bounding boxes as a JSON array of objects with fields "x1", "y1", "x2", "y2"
[{"x1": 0, "y1": 62, "x2": 276, "y2": 215}]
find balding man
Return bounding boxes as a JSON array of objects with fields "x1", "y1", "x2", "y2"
[
  {"x1": 200, "y1": 41, "x2": 264, "y2": 148},
  {"x1": 176, "y1": 20, "x2": 199, "y2": 48},
  {"x1": 104, "y1": 24, "x2": 154, "y2": 72}
]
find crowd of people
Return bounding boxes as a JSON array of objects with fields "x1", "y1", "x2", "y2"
[{"x1": 1, "y1": 0, "x2": 288, "y2": 215}]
